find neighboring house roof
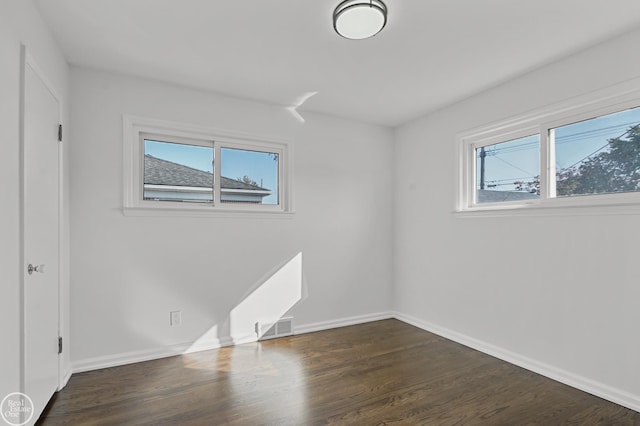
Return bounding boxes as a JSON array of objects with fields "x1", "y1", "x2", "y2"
[
  {"x1": 477, "y1": 190, "x2": 538, "y2": 203},
  {"x1": 144, "y1": 155, "x2": 269, "y2": 191}
]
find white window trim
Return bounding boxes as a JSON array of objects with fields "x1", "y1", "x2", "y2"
[
  {"x1": 123, "y1": 115, "x2": 294, "y2": 217},
  {"x1": 456, "y1": 77, "x2": 640, "y2": 217}
]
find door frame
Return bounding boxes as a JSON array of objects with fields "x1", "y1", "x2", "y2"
[{"x1": 19, "y1": 45, "x2": 65, "y2": 397}]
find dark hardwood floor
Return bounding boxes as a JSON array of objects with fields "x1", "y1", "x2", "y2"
[{"x1": 38, "y1": 319, "x2": 640, "y2": 425}]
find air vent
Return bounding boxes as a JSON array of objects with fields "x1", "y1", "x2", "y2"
[{"x1": 257, "y1": 317, "x2": 294, "y2": 341}]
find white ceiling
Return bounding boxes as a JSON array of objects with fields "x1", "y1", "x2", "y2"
[{"x1": 36, "y1": 0, "x2": 640, "y2": 127}]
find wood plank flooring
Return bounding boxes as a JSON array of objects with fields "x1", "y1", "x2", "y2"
[{"x1": 38, "y1": 320, "x2": 640, "y2": 425}]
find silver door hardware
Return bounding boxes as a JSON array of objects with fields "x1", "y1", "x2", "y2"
[{"x1": 27, "y1": 264, "x2": 45, "y2": 275}]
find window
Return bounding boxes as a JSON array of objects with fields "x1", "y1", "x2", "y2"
[
  {"x1": 553, "y1": 106, "x2": 640, "y2": 198},
  {"x1": 475, "y1": 134, "x2": 540, "y2": 204},
  {"x1": 143, "y1": 139, "x2": 214, "y2": 204},
  {"x1": 220, "y1": 147, "x2": 279, "y2": 205},
  {"x1": 123, "y1": 116, "x2": 291, "y2": 214},
  {"x1": 458, "y1": 83, "x2": 640, "y2": 214}
]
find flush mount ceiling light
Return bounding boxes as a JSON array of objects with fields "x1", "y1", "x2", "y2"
[{"x1": 333, "y1": 0, "x2": 388, "y2": 40}]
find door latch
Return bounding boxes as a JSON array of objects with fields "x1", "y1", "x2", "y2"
[{"x1": 27, "y1": 264, "x2": 45, "y2": 275}]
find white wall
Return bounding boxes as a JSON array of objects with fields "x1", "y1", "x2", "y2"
[
  {"x1": 394, "y1": 27, "x2": 640, "y2": 410},
  {"x1": 0, "y1": 0, "x2": 70, "y2": 400},
  {"x1": 69, "y1": 68, "x2": 393, "y2": 369}
]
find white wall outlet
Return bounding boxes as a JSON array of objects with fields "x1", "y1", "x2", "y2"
[{"x1": 170, "y1": 310, "x2": 181, "y2": 326}]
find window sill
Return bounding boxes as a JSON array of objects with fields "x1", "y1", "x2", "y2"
[
  {"x1": 122, "y1": 206, "x2": 296, "y2": 219},
  {"x1": 454, "y1": 201, "x2": 640, "y2": 218}
]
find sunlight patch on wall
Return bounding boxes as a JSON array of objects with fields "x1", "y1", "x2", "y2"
[
  {"x1": 186, "y1": 324, "x2": 222, "y2": 353},
  {"x1": 230, "y1": 252, "x2": 303, "y2": 342}
]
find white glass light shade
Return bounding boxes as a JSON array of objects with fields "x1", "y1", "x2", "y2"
[{"x1": 333, "y1": 0, "x2": 387, "y2": 40}]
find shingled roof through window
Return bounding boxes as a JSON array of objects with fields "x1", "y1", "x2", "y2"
[{"x1": 144, "y1": 155, "x2": 269, "y2": 191}]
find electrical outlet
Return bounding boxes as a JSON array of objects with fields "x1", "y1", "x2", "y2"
[{"x1": 170, "y1": 310, "x2": 181, "y2": 326}]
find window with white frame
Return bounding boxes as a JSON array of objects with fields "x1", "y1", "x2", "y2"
[
  {"x1": 474, "y1": 134, "x2": 540, "y2": 205},
  {"x1": 458, "y1": 86, "x2": 640, "y2": 213},
  {"x1": 123, "y1": 116, "x2": 291, "y2": 214},
  {"x1": 552, "y1": 107, "x2": 640, "y2": 198}
]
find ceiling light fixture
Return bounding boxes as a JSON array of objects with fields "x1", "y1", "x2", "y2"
[{"x1": 333, "y1": 0, "x2": 388, "y2": 40}]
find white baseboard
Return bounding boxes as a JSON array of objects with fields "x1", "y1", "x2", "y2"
[
  {"x1": 294, "y1": 311, "x2": 394, "y2": 335},
  {"x1": 71, "y1": 335, "x2": 236, "y2": 374},
  {"x1": 393, "y1": 311, "x2": 640, "y2": 413},
  {"x1": 59, "y1": 366, "x2": 72, "y2": 390},
  {"x1": 71, "y1": 311, "x2": 393, "y2": 374}
]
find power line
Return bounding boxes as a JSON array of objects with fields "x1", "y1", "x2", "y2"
[
  {"x1": 493, "y1": 155, "x2": 535, "y2": 177},
  {"x1": 485, "y1": 182, "x2": 535, "y2": 188},
  {"x1": 481, "y1": 140, "x2": 538, "y2": 155},
  {"x1": 476, "y1": 120, "x2": 640, "y2": 156},
  {"x1": 486, "y1": 176, "x2": 537, "y2": 183},
  {"x1": 555, "y1": 121, "x2": 636, "y2": 144},
  {"x1": 560, "y1": 122, "x2": 640, "y2": 171}
]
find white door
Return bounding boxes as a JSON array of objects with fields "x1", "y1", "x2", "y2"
[{"x1": 22, "y1": 58, "x2": 60, "y2": 425}]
